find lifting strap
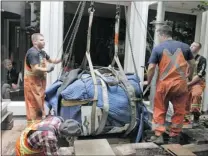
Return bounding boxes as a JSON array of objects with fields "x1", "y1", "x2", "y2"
[
  {"x1": 94, "y1": 70, "x2": 109, "y2": 135},
  {"x1": 109, "y1": 66, "x2": 139, "y2": 136},
  {"x1": 81, "y1": 2, "x2": 99, "y2": 135},
  {"x1": 109, "y1": 4, "x2": 138, "y2": 136},
  {"x1": 59, "y1": 3, "x2": 140, "y2": 136}
]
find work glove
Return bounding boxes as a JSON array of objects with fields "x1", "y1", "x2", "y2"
[{"x1": 47, "y1": 64, "x2": 55, "y2": 73}]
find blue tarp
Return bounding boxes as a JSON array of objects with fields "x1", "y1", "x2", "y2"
[{"x1": 45, "y1": 73, "x2": 144, "y2": 128}]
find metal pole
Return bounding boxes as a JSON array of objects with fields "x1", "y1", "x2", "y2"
[{"x1": 149, "y1": 1, "x2": 165, "y2": 112}]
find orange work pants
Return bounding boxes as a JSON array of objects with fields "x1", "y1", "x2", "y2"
[
  {"x1": 152, "y1": 80, "x2": 188, "y2": 137},
  {"x1": 24, "y1": 76, "x2": 46, "y2": 126},
  {"x1": 185, "y1": 80, "x2": 205, "y2": 120}
]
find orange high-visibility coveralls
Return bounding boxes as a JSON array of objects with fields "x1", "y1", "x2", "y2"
[
  {"x1": 24, "y1": 56, "x2": 47, "y2": 126},
  {"x1": 185, "y1": 80, "x2": 205, "y2": 120},
  {"x1": 188, "y1": 80, "x2": 205, "y2": 113},
  {"x1": 15, "y1": 120, "x2": 44, "y2": 156},
  {"x1": 153, "y1": 48, "x2": 189, "y2": 137},
  {"x1": 185, "y1": 55, "x2": 206, "y2": 120}
]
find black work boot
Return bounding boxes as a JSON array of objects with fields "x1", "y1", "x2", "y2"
[
  {"x1": 168, "y1": 135, "x2": 180, "y2": 144},
  {"x1": 150, "y1": 135, "x2": 164, "y2": 145},
  {"x1": 193, "y1": 112, "x2": 200, "y2": 128}
]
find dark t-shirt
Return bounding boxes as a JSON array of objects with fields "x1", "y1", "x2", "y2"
[
  {"x1": 7, "y1": 68, "x2": 18, "y2": 85},
  {"x1": 195, "y1": 54, "x2": 207, "y2": 78},
  {"x1": 26, "y1": 47, "x2": 50, "y2": 68},
  {"x1": 148, "y1": 40, "x2": 194, "y2": 64}
]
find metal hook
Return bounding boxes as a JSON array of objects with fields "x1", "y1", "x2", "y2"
[
  {"x1": 115, "y1": 4, "x2": 120, "y2": 19},
  {"x1": 88, "y1": 1, "x2": 95, "y2": 13}
]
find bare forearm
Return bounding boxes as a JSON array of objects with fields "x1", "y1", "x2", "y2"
[
  {"x1": 147, "y1": 64, "x2": 156, "y2": 85},
  {"x1": 49, "y1": 59, "x2": 62, "y2": 64},
  {"x1": 188, "y1": 75, "x2": 201, "y2": 86},
  {"x1": 187, "y1": 59, "x2": 195, "y2": 80},
  {"x1": 188, "y1": 66, "x2": 194, "y2": 81},
  {"x1": 33, "y1": 66, "x2": 47, "y2": 73},
  {"x1": 147, "y1": 69, "x2": 155, "y2": 85}
]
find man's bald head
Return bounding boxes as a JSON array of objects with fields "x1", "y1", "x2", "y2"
[
  {"x1": 31, "y1": 33, "x2": 43, "y2": 42},
  {"x1": 3, "y1": 59, "x2": 13, "y2": 71},
  {"x1": 31, "y1": 33, "x2": 45, "y2": 50}
]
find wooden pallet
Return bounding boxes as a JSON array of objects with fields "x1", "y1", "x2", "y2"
[
  {"x1": 74, "y1": 139, "x2": 115, "y2": 155},
  {"x1": 162, "y1": 144, "x2": 196, "y2": 156}
]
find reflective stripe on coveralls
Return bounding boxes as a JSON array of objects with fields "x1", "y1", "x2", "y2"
[
  {"x1": 189, "y1": 80, "x2": 205, "y2": 113},
  {"x1": 94, "y1": 70, "x2": 109, "y2": 135},
  {"x1": 153, "y1": 48, "x2": 188, "y2": 137},
  {"x1": 24, "y1": 52, "x2": 47, "y2": 126}
]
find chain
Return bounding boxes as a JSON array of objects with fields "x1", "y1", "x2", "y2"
[
  {"x1": 62, "y1": 1, "x2": 86, "y2": 69},
  {"x1": 55, "y1": 2, "x2": 82, "y2": 60},
  {"x1": 80, "y1": 1, "x2": 95, "y2": 69},
  {"x1": 58, "y1": 2, "x2": 86, "y2": 78},
  {"x1": 116, "y1": 4, "x2": 120, "y2": 18},
  {"x1": 89, "y1": 1, "x2": 95, "y2": 12},
  {"x1": 66, "y1": 1, "x2": 86, "y2": 67}
]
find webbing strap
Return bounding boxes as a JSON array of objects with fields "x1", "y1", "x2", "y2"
[
  {"x1": 61, "y1": 99, "x2": 90, "y2": 106},
  {"x1": 81, "y1": 3, "x2": 98, "y2": 135},
  {"x1": 86, "y1": 52, "x2": 98, "y2": 135},
  {"x1": 110, "y1": 59, "x2": 137, "y2": 136},
  {"x1": 96, "y1": 69, "x2": 119, "y2": 86},
  {"x1": 160, "y1": 48, "x2": 186, "y2": 81},
  {"x1": 94, "y1": 70, "x2": 109, "y2": 135}
]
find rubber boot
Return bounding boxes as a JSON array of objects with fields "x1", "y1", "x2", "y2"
[
  {"x1": 168, "y1": 135, "x2": 180, "y2": 144},
  {"x1": 193, "y1": 112, "x2": 200, "y2": 128},
  {"x1": 150, "y1": 135, "x2": 164, "y2": 145}
]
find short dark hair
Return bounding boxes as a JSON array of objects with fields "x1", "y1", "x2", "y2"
[
  {"x1": 157, "y1": 25, "x2": 172, "y2": 37},
  {"x1": 195, "y1": 42, "x2": 202, "y2": 49}
]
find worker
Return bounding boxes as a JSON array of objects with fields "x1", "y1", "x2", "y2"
[
  {"x1": 185, "y1": 42, "x2": 206, "y2": 127},
  {"x1": 15, "y1": 114, "x2": 82, "y2": 156},
  {"x1": 24, "y1": 33, "x2": 62, "y2": 125},
  {"x1": 1, "y1": 59, "x2": 19, "y2": 99},
  {"x1": 146, "y1": 25, "x2": 195, "y2": 144}
]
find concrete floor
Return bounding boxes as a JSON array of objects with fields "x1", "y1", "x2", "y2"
[{"x1": 1, "y1": 116, "x2": 27, "y2": 155}]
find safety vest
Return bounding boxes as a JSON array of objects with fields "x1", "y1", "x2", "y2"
[{"x1": 15, "y1": 120, "x2": 44, "y2": 156}]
